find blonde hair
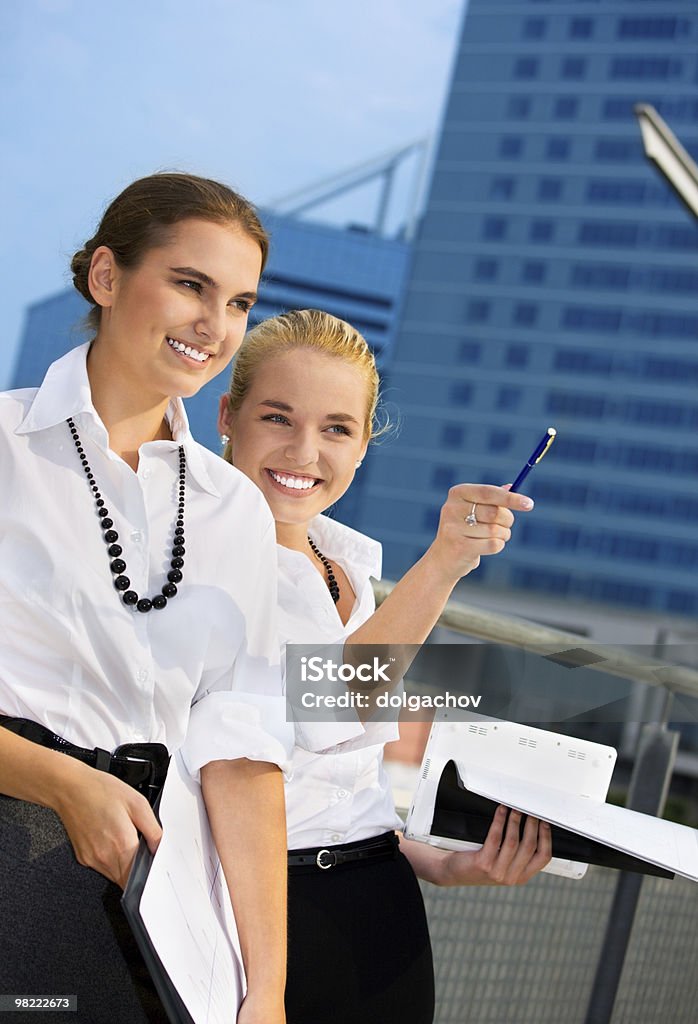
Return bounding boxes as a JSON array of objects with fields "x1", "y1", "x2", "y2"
[{"x1": 222, "y1": 309, "x2": 383, "y2": 463}]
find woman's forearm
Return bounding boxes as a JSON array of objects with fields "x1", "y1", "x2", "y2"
[{"x1": 201, "y1": 758, "x2": 288, "y2": 1015}]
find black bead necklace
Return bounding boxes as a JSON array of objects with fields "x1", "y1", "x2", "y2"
[
  {"x1": 67, "y1": 417, "x2": 186, "y2": 613},
  {"x1": 308, "y1": 537, "x2": 340, "y2": 604}
]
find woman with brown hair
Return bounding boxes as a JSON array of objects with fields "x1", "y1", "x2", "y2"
[
  {"x1": 0, "y1": 173, "x2": 290, "y2": 1024},
  {"x1": 219, "y1": 308, "x2": 552, "y2": 1024}
]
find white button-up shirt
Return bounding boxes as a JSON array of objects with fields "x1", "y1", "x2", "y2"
[
  {"x1": 0, "y1": 344, "x2": 292, "y2": 775},
  {"x1": 278, "y1": 515, "x2": 402, "y2": 848}
]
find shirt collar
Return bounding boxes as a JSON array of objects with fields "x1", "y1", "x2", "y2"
[
  {"x1": 16, "y1": 342, "x2": 220, "y2": 498},
  {"x1": 278, "y1": 514, "x2": 382, "y2": 580}
]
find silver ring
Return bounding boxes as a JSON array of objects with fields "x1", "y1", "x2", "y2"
[{"x1": 465, "y1": 503, "x2": 478, "y2": 526}]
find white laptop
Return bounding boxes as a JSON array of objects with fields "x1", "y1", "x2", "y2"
[{"x1": 403, "y1": 712, "x2": 698, "y2": 882}]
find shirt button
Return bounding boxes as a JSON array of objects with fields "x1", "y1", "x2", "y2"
[
  {"x1": 131, "y1": 531, "x2": 142, "y2": 543},
  {"x1": 331, "y1": 834, "x2": 341, "y2": 843},
  {"x1": 337, "y1": 789, "x2": 348, "y2": 798},
  {"x1": 142, "y1": 469, "x2": 151, "y2": 480},
  {"x1": 137, "y1": 669, "x2": 149, "y2": 683}
]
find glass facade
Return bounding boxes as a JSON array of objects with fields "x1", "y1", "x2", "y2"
[{"x1": 355, "y1": 0, "x2": 698, "y2": 618}]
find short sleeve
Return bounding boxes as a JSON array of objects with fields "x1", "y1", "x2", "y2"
[{"x1": 180, "y1": 518, "x2": 294, "y2": 779}]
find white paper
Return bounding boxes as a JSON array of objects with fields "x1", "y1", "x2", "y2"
[{"x1": 139, "y1": 750, "x2": 244, "y2": 1024}]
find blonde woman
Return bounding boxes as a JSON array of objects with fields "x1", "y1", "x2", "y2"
[{"x1": 219, "y1": 309, "x2": 551, "y2": 1024}]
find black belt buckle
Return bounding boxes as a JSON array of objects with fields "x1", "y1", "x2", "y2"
[{"x1": 112, "y1": 743, "x2": 170, "y2": 806}]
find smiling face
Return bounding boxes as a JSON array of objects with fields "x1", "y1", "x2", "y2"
[
  {"x1": 88, "y1": 217, "x2": 262, "y2": 408},
  {"x1": 219, "y1": 349, "x2": 369, "y2": 542}
]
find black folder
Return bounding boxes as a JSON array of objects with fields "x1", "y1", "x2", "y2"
[{"x1": 432, "y1": 760, "x2": 674, "y2": 879}]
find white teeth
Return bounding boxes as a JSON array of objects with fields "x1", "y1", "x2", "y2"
[
  {"x1": 270, "y1": 471, "x2": 316, "y2": 491},
  {"x1": 167, "y1": 338, "x2": 210, "y2": 363}
]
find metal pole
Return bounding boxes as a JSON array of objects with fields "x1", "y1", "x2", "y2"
[
  {"x1": 584, "y1": 696, "x2": 679, "y2": 1024},
  {"x1": 375, "y1": 161, "x2": 397, "y2": 236}
]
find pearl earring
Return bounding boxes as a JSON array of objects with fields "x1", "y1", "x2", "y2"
[
  {"x1": 355, "y1": 460, "x2": 362, "y2": 468},
  {"x1": 221, "y1": 434, "x2": 230, "y2": 445}
]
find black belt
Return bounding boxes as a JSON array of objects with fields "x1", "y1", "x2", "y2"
[
  {"x1": 288, "y1": 831, "x2": 399, "y2": 872},
  {"x1": 0, "y1": 716, "x2": 169, "y2": 806}
]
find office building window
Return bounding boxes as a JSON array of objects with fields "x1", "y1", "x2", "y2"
[
  {"x1": 569, "y1": 18, "x2": 593, "y2": 39},
  {"x1": 610, "y1": 57, "x2": 681, "y2": 80},
  {"x1": 554, "y1": 96, "x2": 578, "y2": 119},
  {"x1": 508, "y1": 96, "x2": 532, "y2": 119},
  {"x1": 602, "y1": 97, "x2": 635, "y2": 121},
  {"x1": 506, "y1": 344, "x2": 529, "y2": 368},
  {"x1": 533, "y1": 481, "x2": 588, "y2": 507},
  {"x1": 482, "y1": 217, "x2": 508, "y2": 241},
  {"x1": 648, "y1": 267, "x2": 698, "y2": 293},
  {"x1": 547, "y1": 392, "x2": 606, "y2": 418},
  {"x1": 467, "y1": 299, "x2": 491, "y2": 322},
  {"x1": 587, "y1": 180, "x2": 645, "y2": 203},
  {"x1": 514, "y1": 303, "x2": 538, "y2": 326},
  {"x1": 489, "y1": 430, "x2": 512, "y2": 452},
  {"x1": 512, "y1": 567, "x2": 571, "y2": 596},
  {"x1": 666, "y1": 591, "x2": 698, "y2": 615},
  {"x1": 500, "y1": 136, "x2": 523, "y2": 158},
  {"x1": 561, "y1": 57, "x2": 586, "y2": 79},
  {"x1": 432, "y1": 466, "x2": 456, "y2": 490},
  {"x1": 490, "y1": 177, "x2": 516, "y2": 200},
  {"x1": 441, "y1": 423, "x2": 465, "y2": 448},
  {"x1": 623, "y1": 400, "x2": 684, "y2": 427},
  {"x1": 546, "y1": 137, "x2": 570, "y2": 161},
  {"x1": 423, "y1": 507, "x2": 441, "y2": 533},
  {"x1": 539, "y1": 178, "x2": 562, "y2": 200},
  {"x1": 595, "y1": 139, "x2": 641, "y2": 161},
  {"x1": 515, "y1": 57, "x2": 539, "y2": 79},
  {"x1": 653, "y1": 225, "x2": 698, "y2": 250},
  {"x1": 458, "y1": 340, "x2": 481, "y2": 363},
  {"x1": 589, "y1": 579, "x2": 651, "y2": 608},
  {"x1": 474, "y1": 258, "x2": 498, "y2": 281},
  {"x1": 451, "y1": 382, "x2": 473, "y2": 405},
  {"x1": 523, "y1": 17, "x2": 546, "y2": 40},
  {"x1": 642, "y1": 357, "x2": 698, "y2": 384},
  {"x1": 496, "y1": 386, "x2": 521, "y2": 410},
  {"x1": 554, "y1": 349, "x2": 613, "y2": 374},
  {"x1": 562, "y1": 306, "x2": 622, "y2": 332},
  {"x1": 617, "y1": 18, "x2": 686, "y2": 40},
  {"x1": 521, "y1": 261, "x2": 546, "y2": 283},
  {"x1": 570, "y1": 263, "x2": 631, "y2": 290},
  {"x1": 522, "y1": 521, "x2": 580, "y2": 551},
  {"x1": 555, "y1": 437, "x2": 597, "y2": 462},
  {"x1": 578, "y1": 222, "x2": 638, "y2": 247},
  {"x1": 530, "y1": 220, "x2": 554, "y2": 242}
]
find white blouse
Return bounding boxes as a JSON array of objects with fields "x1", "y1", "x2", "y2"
[
  {"x1": 0, "y1": 344, "x2": 292, "y2": 777},
  {"x1": 278, "y1": 515, "x2": 402, "y2": 849}
]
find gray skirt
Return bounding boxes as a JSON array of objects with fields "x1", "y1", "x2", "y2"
[{"x1": 0, "y1": 796, "x2": 168, "y2": 1024}]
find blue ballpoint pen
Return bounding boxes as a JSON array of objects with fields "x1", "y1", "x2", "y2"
[{"x1": 510, "y1": 427, "x2": 557, "y2": 493}]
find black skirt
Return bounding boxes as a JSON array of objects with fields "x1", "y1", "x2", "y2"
[
  {"x1": 286, "y1": 841, "x2": 435, "y2": 1024},
  {"x1": 0, "y1": 796, "x2": 167, "y2": 1024}
]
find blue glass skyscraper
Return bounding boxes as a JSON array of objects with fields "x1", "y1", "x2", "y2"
[{"x1": 356, "y1": 0, "x2": 698, "y2": 619}]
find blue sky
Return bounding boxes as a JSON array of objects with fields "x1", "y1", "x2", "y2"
[{"x1": 1, "y1": 0, "x2": 464, "y2": 388}]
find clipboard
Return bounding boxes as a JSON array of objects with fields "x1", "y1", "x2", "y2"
[
  {"x1": 122, "y1": 831, "x2": 196, "y2": 1024},
  {"x1": 404, "y1": 713, "x2": 698, "y2": 882},
  {"x1": 122, "y1": 751, "x2": 245, "y2": 1024}
]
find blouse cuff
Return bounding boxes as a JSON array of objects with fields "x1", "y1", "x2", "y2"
[
  {"x1": 294, "y1": 717, "x2": 400, "y2": 753},
  {"x1": 181, "y1": 691, "x2": 295, "y2": 781}
]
